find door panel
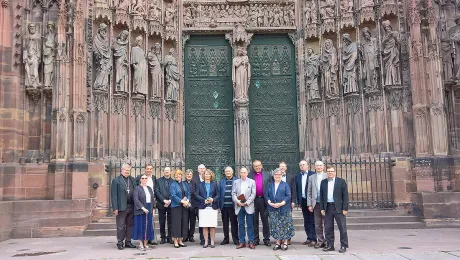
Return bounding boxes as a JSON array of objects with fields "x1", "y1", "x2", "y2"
[{"x1": 248, "y1": 35, "x2": 299, "y2": 171}]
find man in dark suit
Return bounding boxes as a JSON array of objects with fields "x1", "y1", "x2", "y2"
[
  {"x1": 155, "y1": 167, "x2": 173, "y2": 244},
  {"x1": 295, "y1": 160, "x2": 316, "y2": 245},
  {"x1": 248, "y1": 160, "x2": 272, "y2": 246},
  {"x1": 279, "y1": 161, "x2": 296, "y2": 245},
  {"x1": 134, "y1": 164, "x2": 158, "y2": 245},
  {"x1": 219, "y1": 166, "x2": 239, "y2": 245},
  {"x1": 111, "y1": 163, "x2": 137, "y2": 250},
  {"x1": 320, "y1": 166, "x2": 349, "y2": 253},
  {"x1": 183, "y1": 169, "x2": 197, "y2": 242}
]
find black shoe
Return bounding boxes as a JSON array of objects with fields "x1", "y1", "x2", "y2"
[
  {"x1": 264, "y1": 240, "x2": 271, "y2": 246},
  {"x1": 220, "y1": 239, "x2": 229, "y2": 245},
  {"x1": 167, "y1": 238, "x2": 173, "y2": 244},
  {"x1": 148, "y1": 240, "x2": 158, "y2": 245},
  {"x1": 189, "y1": 237, "x2": 195, "y2": 243},
  {"x1": 117, "y1": 243, "x2": 124, "y2": 250},
  {"x1": 323, "y1": 246, "x2": 335, "y2": 252},
  {"x1": 200, "y1": 239, "x2": 205, "y2": 245},
  {"x1": 160, "y1": 238, "x2": 166, "y2": 244},
  {"x1": 124, "y1": 242, "x2": 136, "y2": 248},
  {"x1": 182, "y1": 238, "x2": 188, "y2": 242},
  {"x1": 233, "y1": 240, "x2": 239, "y2": 245},
  {"x1": 339, "y1": 247, "x2": 347, "y2": 253},
  {"x1": 255, "y1": 240, "x2": 260, "y2": 246}
]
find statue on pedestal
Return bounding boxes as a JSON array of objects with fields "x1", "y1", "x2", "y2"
[
  {"x1": 131, "y1": 35, "x2": 148, "y2": 95},
  {"x1": 164, "y1": 48, "x2": 180, "y2": 101},
  {"x1": 43, "y1": 22, "x2": 56, "y2": 87},
  {"x1": 449, "y1": 16, "x2": 460, "y2": 79},
  {"x1": 381, "y1": 20, "x2": 400, "y2": 85},
  {"x1": 232, "y1": 47, "x2": 251, "y2": 101},
  {"x1": 23, "y1": 23, "x2": 41, "y2": 88},
  {"x1": 305, "y1": 48, "x2": 320, "y2": 99},
  {"x1": 112, "y1": 30, "x2": 129, "y2": 93},
  {"x1": 342, "y1": 34, "x2": 358, "y2": 94},
  {"x1": 360, "y1": 27, "x2": 378, "y2": 91},
  {"x1": 321, "y1": 39, "x2": 338, "y2": 97},
  {"x1": 93, "y1": 23, "x2": 111, "y2": 91},
  {"x1": 147, "y1": 43, "x2": 163, "y2": 99}
]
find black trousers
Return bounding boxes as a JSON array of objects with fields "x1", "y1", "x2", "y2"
[
  {"x1": 253, "y1": 197, "x2": 270, "y2": 242},
  {"x1": 301, "y1": 198, "x2": 316, "y2": 241},
  {"x1": 171, "y1": 205, "x2": 189, "y2": 238},
  {"x1": 187, "y1": 207, "x2": 197, "y2": 238},
  {"x1": 158, "y1": 206, "x2": 172, "y2": 239},
  {"x1": 325, "y1": 203, "x2": 348, "y2": 248},
  {"x1": 116, "y1": 203, "x2": 134, "y2": 244},
  {"x1": 221, "y1": 206, "x2": 239, "y2": 242}
]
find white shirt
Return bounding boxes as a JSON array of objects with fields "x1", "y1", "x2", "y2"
[
  {"x1": 199, "y1": 175, "x2": 204, "y2": 182},
  {"x1": 316, "y1": 172, "x2": 326, "y2": 196},
  {"x1": 147, "y1": 176, "x2": 154, "y2": 191},
  {"x1": 327, "y1": 177, "x2": 336, "y2": 203},
  {"x1": 143, "y1": 186, "x2": 151, "y2": 203},
  {"x1": 281, "y1": 174, "x2": 286, "y2": 183},
  {"x1": 240, "y1": 178, "x2": 248, "y2": 196},
  {"x1": 301, "y1": 172, "x2": 308, "y2": 198},
  {"x1": 274, "y1": 182, "x2": 280, "y2": 195}
]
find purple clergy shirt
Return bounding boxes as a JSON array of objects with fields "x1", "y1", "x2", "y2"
[{"x1": 254, "y1": 172, "x2": 264, "y2": 197}]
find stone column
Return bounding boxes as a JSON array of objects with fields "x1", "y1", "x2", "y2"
[{"x1": 234, "y1": 99, "x2": 250, "y2": 167}]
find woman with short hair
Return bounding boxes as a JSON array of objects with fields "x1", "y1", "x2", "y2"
[
  {"x1": 170, "y1": 169, "x2": 191, "y2": 248},
  {"x1": 196, "y1": 169, "x2": 220, "y2": 248},
  {"x1": 132, "y1": 174, "x2": 155, "y2": 250}
]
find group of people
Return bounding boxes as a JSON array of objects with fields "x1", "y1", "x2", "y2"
[{"x1": 111, "y1": 160, "x2": 349, "y2": 253}]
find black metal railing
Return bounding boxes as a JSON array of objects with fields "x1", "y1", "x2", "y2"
[{"x1": 106, "y1": 155, "x2": 394, "y2": 215}]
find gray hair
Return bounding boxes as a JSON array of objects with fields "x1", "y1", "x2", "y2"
[
  {"x1": 164, "y1": 167, "x2": 171, "y2": 171},
  {"x1": 122, "y1": 163, "x2": 131, "y2": 170},
  {"x1": 239, "y1": 167, "x2": 248, "y2": 173},
  {"x1": 198, "y1": 164, "x2": 206, "y2": 169},
  {"x1": 185, "y1": 169, "x2": 194, "y2": 175},
  {"x1": 225, "y1": 166, "x2": 234, "y2": 173},
  {"x1": 273, "y1": 168, "x2": 282, "y2": 175},
  {"x1": 315, "y1": 161, "x2": 324, "y2": 166}
]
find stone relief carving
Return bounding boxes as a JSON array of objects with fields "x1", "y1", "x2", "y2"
[
  {"x1": 131, "y1": 98, "x2": 145, "y2": 117},
  {"x1": 94, "y1": 0, "x2": 111, "y2": 21},
  {"x1": 320, "y1": 0, "x2": 336, "y2": 33},
  {"x1": 439, "y1": 19, "x2": 453, "y2": 81},
  {"x1": 164, "y1": 48, "x2": 180, "y2": 102},
  {"x1": 342, "y1": 34, "x2": 358, "y2": 94},
  {"x1": 305, "y1": 48, "x2": 320, "y2": 100},
  {"x1": 164, "y1": 3, "x2": 178, "y2": 40},
  {"x1": 359, "y1": 0, "x2": 374, "y2": 22},
  {"x1": 304, "y1": 1, "x2": 318, "y2": 38},
  {"x1": 232, "y1": 46, "x2": 251, "y2": 101},
  {"x1": 114, "y1": 0, "x2": 130, "y2": 26},
  {"x1": 321, "y1": 39, "x2": 338, "y2": 97},
  {"x1": 381, "y1": 20, "x2": 400, "y2": 86},
  {"x1": 131, "y1": 35, "x2": 148, "y2": 96},
  {"x1": 147, "y1": 43, "x2": 163, "y2": 99},
  {"x1": 113, "y1": 94, "x2": 127, "y2": 115},
  {"x1": 132, "y1": 0, "x2": 146, "y2": 15},
  {"x1": 183, "y1": 2, "x2": 295, "y2": 29},
  {"x1": 148, "y1": 0, "x2": 162, "y2": 36},
  {"x1": 340, "y1": 0, "x2": 354, "y2": 28},
  {"x1": 43, "y1": 21, "x2": 56, "y2": 88},
  {"x1": 112, "y1": 30, "x2": 129, "y2": 93},
  {"x1": 23, "y1": 22, "x2": 42, "y2": 88},
  {"x1": 381, "y1": 0, "x2": 399, "y2": 17},
  {"x1": 360, "y1": 27, "x2": 379, "y2": 92},
  {"x1": 93, "y1": 23, "x2": 111, "y2": 91},
  {"x1": 449, "y1": 16, "x2": 460, "y2": 80}
]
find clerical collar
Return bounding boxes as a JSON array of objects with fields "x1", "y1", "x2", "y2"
[
  {"x1": 164, "y1": 176, "x2": 170, "y2": 179},
  {"x1": 122, "y1": 175, "x2": 129, "y2": 179},
  {"x1": 255, "y1": 172, "x2": 261, "y2": 174}
]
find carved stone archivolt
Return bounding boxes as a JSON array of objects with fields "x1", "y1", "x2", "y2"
[
  {"x1": 340, "y1": 0, "x2": 354, "y2": 28},
  {"x1": 183, "y1": 1, "x2": 295, "y2": 30},
  {"x1": 320, "y1": 0, "x2": 336, "y2": 33}
]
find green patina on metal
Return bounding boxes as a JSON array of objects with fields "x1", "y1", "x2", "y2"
[
  {"x1": 184, "y1": 36, "x2": 235, "y2": 179},
  {"x1": 248, "y1": 35, "x2": 299, "y2": 171}
]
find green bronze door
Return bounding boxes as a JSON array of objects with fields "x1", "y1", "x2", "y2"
[
  {"x1": 248, "y1": 35, "x2": 299, "y2": 171},
  {"x1": 184, "y1": 36, "x2": 234, "y2": 179}
]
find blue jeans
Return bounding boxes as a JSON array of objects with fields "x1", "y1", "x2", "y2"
[{"x1": 237, "y1": 207, "x2": 254, "y2": 244}]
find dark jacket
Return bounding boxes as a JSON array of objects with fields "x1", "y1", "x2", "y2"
[
  {"x1": 170, "y1": 180, "x2": 191, "y2": 208},
  {"x1": 135, "y1": 175, "x2": 156, "y2": 208},
  {"x1": 155, "y1": 176, "x2": 172, "y2": 209},
  {"x1": 295, "y1": 170, "x2": 316, "y2": 204},
  {"x1": 111, "y1": 175, "x2": 136, "y2": 211},
  {"x1": 219, "y1": 176, "x2": 238, "y2": 210},
  {"x1": 190, "y1": 173, "x2": 202, "y2": 205},
  {"x1": 265, "y1": 181, "x2": 292, "y2": 214},
  {"x1": 283, "y1": 173, "x2": 297, "y2": 205},
  {"x1": 248, "y1": 170, "x2": 273, "y2": 197},
  {"x1": 319, "y1": 177, "x2": 349, "y2": 213},
  {"x1": 133, "y1": 185, "x2": 155, "y2": 215},
  {"x1": 195, "y1": 181, "x2": 220, "y2": 210},
  {"x1": 184, "y1": 180, "x2": 196, "y2": 209}
]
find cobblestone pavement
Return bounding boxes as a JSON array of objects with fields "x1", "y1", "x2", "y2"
[{"x1": 0, "y1": 229, "x2": 459, "y2": 260}]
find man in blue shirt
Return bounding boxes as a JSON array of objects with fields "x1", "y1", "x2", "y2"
[{"x1": 295, "y1": 160, "x2": 316, "y2": 245}]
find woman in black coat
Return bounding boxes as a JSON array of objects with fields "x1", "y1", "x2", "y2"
[{"x1": 132, "y1": 174, "x2": 155, "y2": 250}]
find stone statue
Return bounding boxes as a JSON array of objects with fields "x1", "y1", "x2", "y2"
[
  {"x1": 439, "y1": 19, "x2": 453, "y2": 81},
  {"x1": 381, "y1": 20, "x2": 400, "y2": 85},
  {"x1": 112, "y1": 30, "x2": 129, "y2": 93},
  {"x1": 165, "y1": 3, "x2": 175, "y2": 27},
  {"x1": 232, "y1": 47, "x2": 251, "y2": 101},
  {"x1": 43, "y1": 22, "x2": 56, "y2": 87},
  {"x1": 147, "y1": 43, "x2": 163, "y2": 98},
  {"x1": 449, "y1": 16, "x2": 460, "y2": 79},
  {"x1": 321, "y1": 39, "x2": 338, "y2": 97},
  {"x1": 23, "y1": 23, "x2": 41, "y2": 88},
  {"x1": 148, "y1": 0, "x2": 161, "y2": 21},
  {"x1": 320, "y1": 0, "x2": 335, "y2": 19},
  {"x1": 305, "y1": 48, "x2": 320, "y2": 100},
  {"x1": 342, "y1": 34, "x2": 358, "y2": 94},
  {"x1": 164, "y1": 48, "x2": 180, "y2": 101},
  {"x1": 93, "y1": 23, "x2": 111, "y2": 91},
  {"x1": 131, "y1": 35, "x2": 148, "y2": 95},
  {"x1": 360, "y1": 27, "x2": 378, "y2": 90},
  {"x1": 132, "y1": 0, "x2": 145, "y2": 15}
]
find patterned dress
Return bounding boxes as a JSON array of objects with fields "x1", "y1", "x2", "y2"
[{"x1": 268, "y1": 210, "x2": 295, "y2": 240}]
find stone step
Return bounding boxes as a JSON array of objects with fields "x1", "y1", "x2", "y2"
[
  {"x1": 84, "y1": 221, "x2": 426, "y2": 237},
  {"x1": 87, "y1": 215, "x2": 420, "y2": 230}
]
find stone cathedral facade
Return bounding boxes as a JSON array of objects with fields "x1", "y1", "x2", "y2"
[{"x1": 0, "y1": 0, "x2": 459, "y2": 240}]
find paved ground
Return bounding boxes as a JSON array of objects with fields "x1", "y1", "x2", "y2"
[{"x1": 0, "y1": 229, "x2": 459, "y2": 260}]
